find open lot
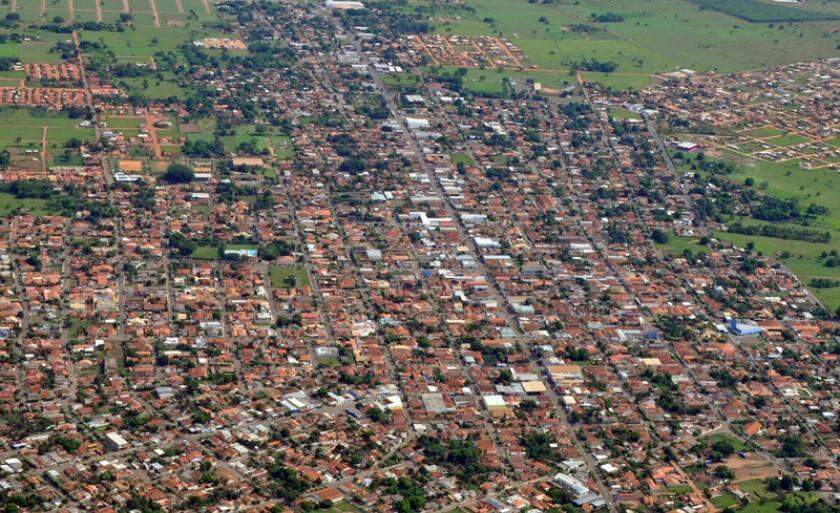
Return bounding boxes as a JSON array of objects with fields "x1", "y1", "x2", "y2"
[
  {"x1": 221, "y1": 125, "x2": 294, "y2": 159},
  {"x1": 269, "y1": 264, "x2": 310, "y2": 289},
  {"x1": 0, "y1": 107, "x2": 95, "y2": 148},
  {"x1": 0, "y1": 193, "x2": 51, "y2": 216}
]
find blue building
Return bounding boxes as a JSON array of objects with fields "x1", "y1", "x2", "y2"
[{"x1": 729, "y1": 318, "x2": 762, "y2": 336}]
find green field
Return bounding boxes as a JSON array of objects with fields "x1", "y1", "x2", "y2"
[
  {"x1": 0, "y1": 193, "x2": 51, "y2": 216},
  {"x1": 414, "y1": 0, "x2": 840, "y2": 89},
  {"x1": 609, "y1": 107, "x2": 641, "y2": 122},
  {"x1": 711, "y1": 493, "x2": 739, "y2": 509},
  {"x1": 740, "y1": 127, "x2": 785, "y2": 139},
  {"x1": 269, "y1": 265, "x2": 309, "y2": 289},
  {"x1": 450, "y1": 152, "x2": 475, "y2": 167},
  {"x1": 0, "y1": 108, "x2": 95, "y2": 148},
  {"x1": 191, "y1": 245, "x2": 220, "y2": 260},
  {"x1": 688, "y1": 0, "x2": 838, "y2": 23},
  {"x1": 319, "y1": 503, "x2": 362, "y2": 513},
  {"x1": 705, "y1": 433, "x2": 750, "y2": 452},
  {"x1": 220, "y1": 125, "x2": 294, "y2": 158},
  {"x1": 714, "y1": 152, "x2": 839, "y2": 228},
  {"x1": 764, "y1": 133, "x2": 810, "y2": 148},
  {"x1": 734, "y1": 479, "x2": 820, "y2": 513},
  {"x1": 663, "y1": 484, "x2": 693, "y2": 495},
  {"x1": 655, "y1": 231, "x2": 709, "y2": 255}
]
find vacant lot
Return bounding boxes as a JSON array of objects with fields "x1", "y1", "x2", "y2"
[
  {"x1": 0, "y1": 107, "x2": 95, "y2": 148},
  {"x1": 269, "y1": 265, "x2": 309, "y2": 289},
  {"x1": 0, "y1": 193, "x2": 51, "y2": 216}
]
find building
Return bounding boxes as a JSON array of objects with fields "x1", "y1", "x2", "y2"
[{"x1": 325, "y1": 0, "x2": 364, "y2": 8}]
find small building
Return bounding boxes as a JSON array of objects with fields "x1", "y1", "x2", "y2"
[
  {"x1": 104, "y1": 432, "x2": 129, "y2": 450},
  {"x1": 483, "y1": 394, "x2": 507, "y2": 416},
  {"x1": 676, "y1": 141, "x2": 699, "y2": 152}
]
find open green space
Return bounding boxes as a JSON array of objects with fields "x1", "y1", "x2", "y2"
[
  {"x1": 711, "y1": 492, "x2": 739, "y2": 509},
  {"x1": 655, "y1": 232, "x2": 710, "y2": 256},
  {"x1": 765, "y1": 134, "x2": 810, "y2": 148},
  {"x1": 115, "y1": 71, "x2": 194, "y2": 100},
  {"x1": 740, "y1": 127, "x2": 785, "y2": 139},
  {"x1": 714, "y1": 152, "x2": 839, "y2": 225},
  {"x1": 662, "y1": 484, "x2": 693, "y2": 495},
  {"x1": 430, "y1": 65, "x2": 585, "y2": 95},
  {"x1": 450, "y1": 152, "x2": 475, "y2": 167},
  {"x1": 0, "y1": 193, "x2": 51, "y2": 216},
  {"x1": 190, "y1": 245, "x2": 220, "y2": 260},
  {"x1": 704, "y1": 433, "x2": 750, "y2": 452},
  {"x1": 318, "y1": 502, "x2": 362, "y2": 513},
  {"x1": 269, "y1": 264, "x2": 309, "y2": 289},
  {"x1": 688, "y1": 0, "x2": 838, "y2": 23},
  {"x1": 609, "y1": 107, "x2": 641, "y2": 122},
  {"x1": 103, "y1": 116, "x2": 145, "y2": 130},
  {"x1": 415, "y1": 0, "x2": 840, "y2": 89},
  {"x1": 734, "y1": 479, "x2": 821, "y2": 513},
  {"x1": 221, "y1": 124, "x2": 294, "y2": 158},
  {"x1": 0, "y1": 107, "x2": 95, "y2": 147}
]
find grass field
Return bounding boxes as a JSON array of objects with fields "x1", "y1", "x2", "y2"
[
  {"x1": 765, "y1": 134, "x2": 810, "y2": 148},
  {"x1": 705, "y1": 433, "x2": 750, "y2": 452},
  {"x1": 741, "y1": 127, "x2": 785, "y2": 139},
  {"x1": 609, "y1": 107, "x2": 641, "y2": 122},
  {"x1": 688, "y1": 0, "x2": 838, "y2": 23},
  {"x1": 0, "y1": 193, "x2": 51, "y2": 216},
  {"x1": 0, "y1": 108, "x2": 95, "y2": 148},
  {"x1": 413, "y1": 0, "x2": 840, "y2": 89},
  {"x1": 319, "y1": 503, "x2": 362, "y2": 513},
  {"x1": 191, "y1": 245, "x2": 219, "y2": 260},
  {"x1": 115, "y1": 71, "x2": 192, "y2": 100},
  {"x1": 450, "y1": 152, "x2": 475, "y2": 167},
  {"x1": 269, "y1": 265, "x2": 309, "y2": 289},
  {"x1": 711, "y1": 493, "x2": 739, "y2": 509},
  {"x1": 221, "y1": 125, "x2": 294, "y2": 158},
  {"x1": 655, "y1": 231, "x2": 709, "y2": 255}
]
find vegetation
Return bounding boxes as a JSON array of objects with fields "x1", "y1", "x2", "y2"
[
  {"x1": 419, "y1": 436, "x2": 490, "y2": 486},
  {"x1": 160, "y1": 163, "x2": 195, "y2": 184},
  {"x1": 689, "y1": 0, "x2": 838, "y2": 22}
]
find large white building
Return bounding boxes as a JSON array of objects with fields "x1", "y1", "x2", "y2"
[{"x1": 325, "y1": 0, "x2": 364, "y2": 9}]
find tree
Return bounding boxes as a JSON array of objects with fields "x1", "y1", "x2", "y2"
[
  {"x1": 777, "y1": 435, "x2": 805, "y2": 458},
  {"x1": 651, "y1": 228, "x2": 669, "y2": 244},
  {"x1": 710, "y1": 437, "x2": 736, "y2": 461},
  {"x1": 160, "y1": 163, "x2": 195, "y2": 184},
  {"x1": 713, "y1": 465, "x2": 734, "y2": 480}
]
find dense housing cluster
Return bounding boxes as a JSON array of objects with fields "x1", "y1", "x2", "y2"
[{"x1": 0, "y1": 1, "x2": 837, "y2": 513}]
